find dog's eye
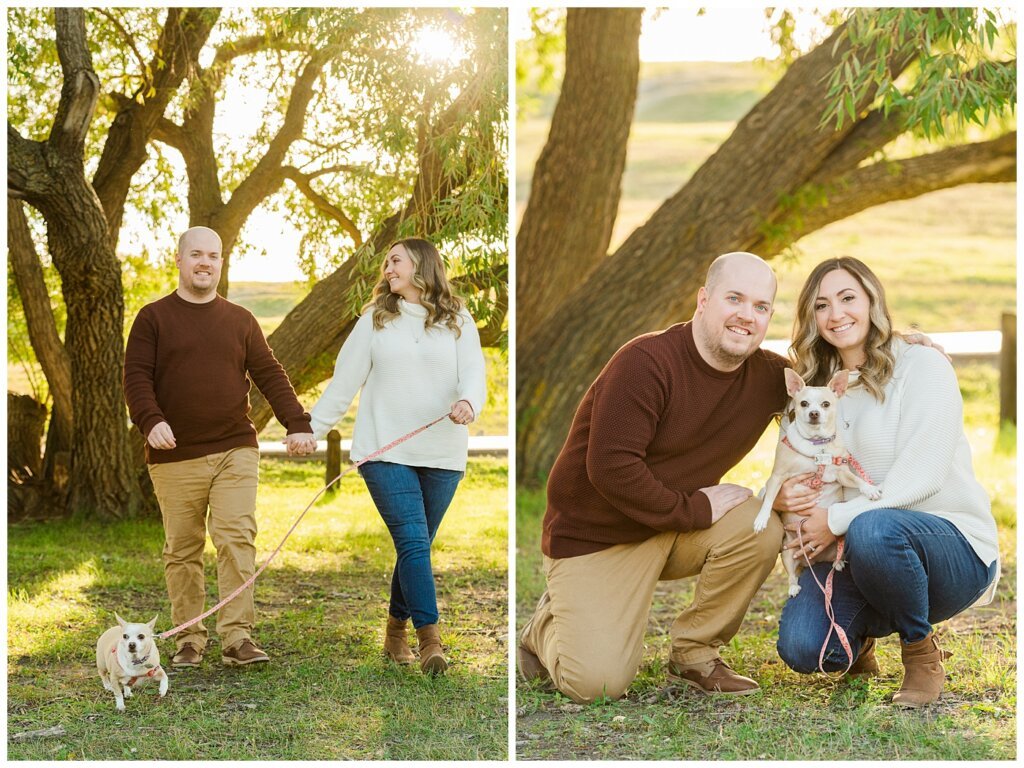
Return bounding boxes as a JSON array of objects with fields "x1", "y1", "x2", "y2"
[
  {"x1": 122, "y1": 634, "x2": 129, "y2": 640},
  {"x1": 799, "y1": 401, "x2": 809, "y2": 408},
  {"x1": 822, "y1": 402, "x2": 831, "y2": 408},
  {"x1": 137, "y1": 634, "x2": 145, "y2": 641}
]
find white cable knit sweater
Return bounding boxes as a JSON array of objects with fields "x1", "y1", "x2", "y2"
[
  {"x1": 828, "y1": 339, "x2": 1000, "y2": 602},
  {"x1": 310, "y1": 300, "x2": 487, "y2": 471}
]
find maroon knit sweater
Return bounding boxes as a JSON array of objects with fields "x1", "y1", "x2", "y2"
[
  {"x1": 124, "y1": 292, "x2": 312, "y2": 464},
  {"x1": 542, "y1": 322, "x2": 789, "y2": 559}
]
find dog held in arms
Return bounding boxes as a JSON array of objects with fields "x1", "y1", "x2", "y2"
[
  {"x1": 95, "y1": 613, "x2": 168, "y2": 710},
  {"x1": 753, "y1": 369, "x2": 881, "y2": 596}
]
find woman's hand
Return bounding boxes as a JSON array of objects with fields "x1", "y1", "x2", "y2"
[
  {"x1": 773, "y1": 473, "x2": 819, "y2": 512},
  {"x1": 449, "y1": 399, "x2": 475, "y2": 425},
  {"x1": 783, "y1": 505, "x2": 836, "y2": 563}
]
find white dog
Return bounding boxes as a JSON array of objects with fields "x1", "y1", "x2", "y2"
[
  {"x1": 95, "y1": 613, "x2": 167, "y2": 711},
  {"x1": 753, "y1": 369, "x2": 881, "y2": 596}
]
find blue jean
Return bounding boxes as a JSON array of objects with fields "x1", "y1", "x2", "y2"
[
  {"x1": 777, "y1": 508, "x2": 997, "y2": 673},
  {"x1": 358, "y1": 461, "x2": 464, "y2": 628}
]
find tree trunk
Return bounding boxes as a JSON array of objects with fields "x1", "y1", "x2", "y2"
[
  {"x1": 8, "y1": 393, "x2": 47, "y2": 483},
  {"x1": 7, "y1": 198, "x2": 74, "y2": 443},
  {"x1": 515, "y1": 24, "x2": 1017, "y2": 482},
  {"x1": 516, "y1": 8, "x2": 642, "y2": 339},
  {"x1": 8, "y1": 8, "x2": 144, "y2": 517}
]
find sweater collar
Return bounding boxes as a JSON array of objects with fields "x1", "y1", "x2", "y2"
[{"x1": 399, "y1": 299, "x2": 428, "y2": 319}]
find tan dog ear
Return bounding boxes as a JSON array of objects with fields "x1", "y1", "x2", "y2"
[
  {"x1": 784, "y1": 368, "x2": 805, "y2": 396},
  {"x1": 115, "y1": 612, "x2": 127, "y2": 630},
  {"x1": 148, "y1": 614, "x2": 159, "y2": 630},
  {"x1": 828, "y1": 369, "x2": 851, "y2": 398}
]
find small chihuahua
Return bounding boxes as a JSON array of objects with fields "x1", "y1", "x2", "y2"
[
  {"x1": 753, "y1": 369, "x2": 881, "y2": 596},
  {"x1": 95, "y1": 613, "x2": 168, "y2": 711}
]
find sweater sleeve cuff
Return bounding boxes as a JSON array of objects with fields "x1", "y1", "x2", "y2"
[{"x1": 690, "y1": 490, "x2": 714, "y2": 529}]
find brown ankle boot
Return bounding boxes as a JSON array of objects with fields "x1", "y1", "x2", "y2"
[
  {"x1": 847, "y1": 636, "x2": 880, "y2": 678},
  {"x1": 384, "y1": 616, "x2": 415, "y2": 664},
  {"x1": 893, "y1": 633, "x2": 951, "y2": 707},
  {"x1": 416, "y1": 624, "x2": 448, "y2": 676}
]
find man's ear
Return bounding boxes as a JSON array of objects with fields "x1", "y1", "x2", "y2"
[{"x1": 695, "y1": 286, "x2": 708, "y2": 313}]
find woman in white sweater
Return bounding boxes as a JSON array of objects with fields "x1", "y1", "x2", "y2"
[
  {"x1": 775, "y1": 257, "x2": 999, "y2": 707},
  {"x1": 310, "y1": 238, "x2": 486, "y2": 675}
]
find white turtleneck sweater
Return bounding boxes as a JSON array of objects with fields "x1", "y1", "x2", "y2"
[
  {"x1": 827, "y1": 339, "x2": 999, "y2": 603},
  {"x1": 310, "y1": 300, "x2": 487, "y2": 471}
]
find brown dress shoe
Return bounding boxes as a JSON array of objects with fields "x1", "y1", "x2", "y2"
[
  {"x1": 384, "y1": 615, "x2": 416, "y2": 665},
  {"x1": 893, "y1": 632, "x2": 950, "y2": 707},
  {"x1": 668, "y1": 657, "x2": 760, "y2": 695},
  {"x1": 415, "y1": 624, "x2": 448, "y2": 676},
  {"x1": 171, "y1": 642, "x2": 204, "y2": 667},
  {"x1": 222, "y1": 639, "x2": 270, "y2": 666},
  {"x1": 847, "y1": 636, "x2": 880, "y2": 678}
]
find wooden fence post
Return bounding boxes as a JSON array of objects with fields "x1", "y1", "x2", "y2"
[
  {"x1": 1000, "y1": 312, "x2": 1016, "y2": 425},
  {"x1": 326, "y1": 429, "x2": 342, "y2": 494}
]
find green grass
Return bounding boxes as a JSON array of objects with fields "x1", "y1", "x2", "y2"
[
  {"x1": 8, "y1": 457, "x2": 508, "y2": 760},
  {"x1": 515, "y1": 370, "x2": 1015, "y2": 760}
]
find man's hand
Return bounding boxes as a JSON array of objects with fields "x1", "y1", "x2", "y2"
[
  {"x1": 284, "y1": 433, "x2": 317, "y2": 456},
  {"x1": 449, "y1": 399, "x2": 475, "y2": 425},
  {"x1": 699, "y1": 483, "x2": 753, "y2": 524},
  {"x1": 147, "y1": 421, "x2": 177, "y2": 450},
  {"x1": 773, "y1": 473, "x2": 819, "y2": 513},
  {"x1": 904, "y1": 330, "x2": 951, "y2": 361}
]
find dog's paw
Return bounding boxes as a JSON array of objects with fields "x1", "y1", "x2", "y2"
[
  {"x1": 788, "y1": 584, "x2": 802, "y2": 597},
  {"x1": 123, "y1": 687, "x2": 133, "y2": 699},
  {"x1": 833, "y1": 559, "x2": 846, "y2": 572},
  {"x1": 752, "y1": 513, "x2": 770, "y2": 533},
  {"x1": 115, "y1": 700, "x2": 125, "y2": 711}
]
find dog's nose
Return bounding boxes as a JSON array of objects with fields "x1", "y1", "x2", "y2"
[
  {"x1": 128, "y1": 642, "x2": 137, "y2": 652},
  {"x1": 809, "y1": 411, "x2": 820, "y2": 421}
]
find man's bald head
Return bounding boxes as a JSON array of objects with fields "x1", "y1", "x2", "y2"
[
  {"x1": 178, "y1": 226, "x2": 222, "y2": 257},
  {"x1": 704, "y1": 252, "x2": 777, "y2": 299}
]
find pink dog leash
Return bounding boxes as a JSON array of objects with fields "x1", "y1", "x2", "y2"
[
  {"x1": 158, "y1": 413, "x2": 450, "y2": 641},
  {"x1": 796, "y1": 457, "x2": 877, "y2": 675}
]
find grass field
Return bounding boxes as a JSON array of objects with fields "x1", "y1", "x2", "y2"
[
  {"x1": 515, "y1": 365, "x2": 1016, "y2": 760},
  {"x1": 8, "y1": 456, "x2": 509, "y2": 760}
]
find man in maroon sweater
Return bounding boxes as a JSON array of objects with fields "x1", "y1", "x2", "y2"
[
  {"x1": 518, "y1": 252, "x2": 789, "y2": 702},
  {"x1": 124, "y1": 226, "x2": 316, "y2": 668}
]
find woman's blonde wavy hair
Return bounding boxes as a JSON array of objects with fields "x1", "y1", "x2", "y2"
[
  {"x1": 790, "y1": 257, "x2": 898, "y2": 402},
  {"x1": 367, "y1": 238, "x2": 464, "y2": 337}
]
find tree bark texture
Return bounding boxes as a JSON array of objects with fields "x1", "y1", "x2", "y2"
[
  {"x1": 8, "y1": 9, "x2": 143, "y2": 517},
  {"x1": 515, "y1": 8, "x2": 641, "y2": 340},
  {"x1": 8, "y1": 393, "x2": 48, "y2": 483},
  {"x1": 516, "y1": 23, "x2": 1018, "y2": 482}
]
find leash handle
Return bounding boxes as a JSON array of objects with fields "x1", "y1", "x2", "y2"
[{"x1": 158, "y1": 413, "x2": 451, "y2": 641}]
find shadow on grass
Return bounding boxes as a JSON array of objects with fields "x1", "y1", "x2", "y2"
[{"x1": 8, "y1": 513, "x2": 508, "y2": 760}]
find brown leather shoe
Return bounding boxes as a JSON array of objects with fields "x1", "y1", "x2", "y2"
[
  {"x1": 847, "y1": 636, "x2": 880, "y2": 678},
  {"x1": 415, "y1": 624, "x2": 448, "y2": 676},
  {"x1": 171, "y1": 642, "x2": 204, "y2": 667},
  {"x1": 222, "y1": 639, "x2": 270, "y2": 666},
  {"x1": 893, "y1": 633, "x2": 951, "y2": 707},
  {"x1": 667, "y1": 657, "x2": 760, "y2": 695},
  {"x1": 384, "y1": 615, "x2": 415, "y2": 665}
]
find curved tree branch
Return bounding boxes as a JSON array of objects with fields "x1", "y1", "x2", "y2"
[
  {"x1": 281, "y1": 166, "x2": 363, "y2": 246},
  {"x1": 51, "y1": 8, "x2": 100, "y2": 159}
]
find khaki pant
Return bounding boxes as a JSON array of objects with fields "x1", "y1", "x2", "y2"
[
  {"x1": 148, "y1": 447, "x2": 260, "y2": 652},
  {"x1": 521, "y1": 496, "x2": 782, "y2": 703}
]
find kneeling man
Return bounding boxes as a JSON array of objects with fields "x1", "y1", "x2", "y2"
[{"x1": 518, "y1": 252, "x2": 788, "y2": 702}]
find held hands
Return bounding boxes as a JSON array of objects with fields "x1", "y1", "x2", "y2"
[
  {"x1": 147, "y1": 421, "x2": 177, "y2": 450},
  {"x1": 773, "y1": 474, "x2": 820, "y2": 513},
  {"x1": 699, "y1": 483, "x2": 753, "y2": 524},
  {"x1": 283, "y1": 433, "x2": 317, "y2": 456},
  {"x1": 449, "y1": 399, "x2": 475, "y2": 426},
  {"x1": 783, "y1": 505, "x2": 836, "y2": 562}
]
